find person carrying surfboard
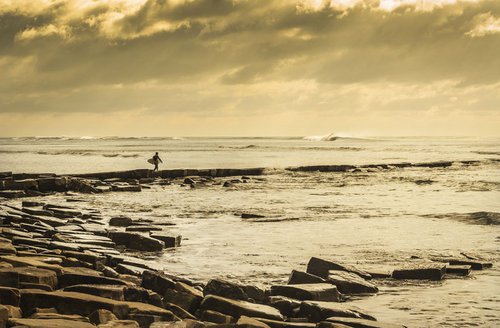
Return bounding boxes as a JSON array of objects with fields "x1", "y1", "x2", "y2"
[{"x1": 152, "y1": 152, "x2": 163, "y2": 172}]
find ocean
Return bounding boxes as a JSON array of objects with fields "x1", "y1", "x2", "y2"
[{"x1": 1, "y1": 135, "x2": 499, "y2": 327}]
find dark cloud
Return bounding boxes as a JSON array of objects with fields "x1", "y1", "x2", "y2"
[{"x1": 0, "y1": 0, "x2": 499, "y2": 114}]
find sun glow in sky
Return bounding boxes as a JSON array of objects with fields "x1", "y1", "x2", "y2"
[{"x1": 0, "y1": 0, "x2": 498, "y2": 137}]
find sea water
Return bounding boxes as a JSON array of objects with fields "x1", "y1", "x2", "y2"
[{"x1": 1, "y1": 136, "x2": 499, "y2": 327}]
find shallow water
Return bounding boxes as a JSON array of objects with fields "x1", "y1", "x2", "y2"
[{"x1": 1, "y1": 136, "x2": 499, "y2": 327}]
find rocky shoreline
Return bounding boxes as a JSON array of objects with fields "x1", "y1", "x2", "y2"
[
  {"x1": 0, "y1": 159, "x2": 485, "y2": 199},
  {"x1": 0, "y1": 164, "x2": 495, "y2": 328}
]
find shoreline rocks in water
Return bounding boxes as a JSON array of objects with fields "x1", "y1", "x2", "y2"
[
  {"x1": 0, "y1": 167, "x2": 495, "y2": 328},
  {"x1": 0, "y1": 160, "x2": 482, "y2": 199}
]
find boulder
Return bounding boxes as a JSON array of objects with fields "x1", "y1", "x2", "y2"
[
  {"x1": 149, "y1": 319, "x2": 205, "y2": 328},
  {"x1": 0, "y1": 190, "x2": 27, "y2": 198},
  {"x1": 150, "y1": 233, "x2": 182, "y2": 248},
  {"x1": 142, "y1": 270, "x2": 176, "y2": 295},
  {"x1": 306, "y1": 258, "x2": 371, "y2": 280},
  {"x1": 200, "y1": 310, "x2": 234, "y2": 323},
  {"x1": 288, "y1": 270, "x2": 326, "y2": 284},
  {"x1": 326, "y1": 271, "x2": 378, "y2": 294},
  {"x1": 89, "y1": 309, "x2": 118, "y2": 325},
  {"x1": 29, "y1": 312, "x2": 90, "y2": 322},
  {"x1": 36, "y1": 177, "x2": 68, "y2": 192},
  {"x1": 3, "y1": 304, "x2": 22, "y2": 318},
  {"x1": 163, "y1": 303, "x2": 196, "y2": 320},
  {"x1": 252, "y1": 318, "x2": 316, "y2": 328},
  {"x1": 448, "y1": 259, "x2": 493, "y2": 270},
  {"x1": 0, "y1": 267, "x2": 58, "y2": 289},
  {"x1": 126, "y1": 225, "x2": 163, "y2": 232},
  {"x1": 20, "y1": 207, "x2": 54, "y2": 216},
  {"x1": 19, "y1": 290, "x2": 129, "y2": 318},
  {"x1": 270, "y1": 284, "x2": 340, "y2": 302},
  {"x1": 126, "y1": 301, "x2": 178, "y2": 320},
  {"x1": 324, "y1": 317, "x2": 403, "y2": 328},
  {"x1": 0, "y1": 305, "x2": 7, "y2": 328},
  {"x1": 10, "y1": 179, "x2": 38, "y2": 191},
  {"x1": 67, "y1": 178, "x2": 99, "y2": 193},
  {"x1": 0, "y1": 255, "x2": 63, "y2": 275},
  {"x1": 11, "y1": 237, "x2": 50, "y2": 248},
  {"x1": 0, "y1": 228, "x2": 33, "y2": 239},
  {"x1": 61, "y1": 250, "x2": 106, "y2": 267},
  {"x1": 0, "y1": 287, "x2": 20, "y2": 306},
  {"x1": 445, "y1": 265, "x2": 471, "y2": 276},
  {"x1": 9, "y1": 318, "x2": 95, "y2": 328},
  {"x1": 236, "y1": 316, "x2": 271, "y2": 328},
  {"x1": 203, "y1": 279, "x2": 266, "y2": 302},
  {"x1": 268, "y1": 296, "x2": 302, "y2": 317},
  {"x1": 200, "y1": 295, "x2": 283, "y2": 321},
  {"x1": 0, "y1": 240, "x2": 16, "y2": 255},
  {"x1": 58, "y1": 273, "x2": 128, "y2": 288},
  {"x1": 204, "y1": 279, "x2": 248, "y2": 301},
  {"x1": 116, "y1": 263, "x2": 147, "y2": 276},
  {"x1": 298, "y1": 301, "x2": 375, "y2": 322},
  {"x1": 64, "y1": 284, "x2": 127, "y2": 301},
  {"x1": 111, "y1": 185, "x2": 142, "y2": 192},
  {"x1": 19, "y1": 282, "x2": 53, "y2": 291},
  {"x1": 392, "y1": 263, "x2": 446, "y2": 280},
  {"x1": 99, "y1": 319, "x2": 140, "y2": 327},
  {"x1": 163, "y1": 282, "x2": 203, "y2": 314},
  {"x1": 110, "y1": 217, "x2": 133, "y2": 227},
  {"x1": 108, "y1": 232, "x2": 164, "y2": 252}
]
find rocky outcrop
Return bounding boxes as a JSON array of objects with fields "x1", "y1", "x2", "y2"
[
  {"x1": 392, "y1": 263, "x2": 446, "y2": 281},
  {"x1": 108, "y1": 232, "x2": 165, "y2": 252},
  {"x1": 306, "y1": 257, "x2": 372, "y2": 280},
  {"x1": 19, "y1": 290, "x2": 129, "y2": 318},
  {"x1": 323, "y1": 316, "x2": 404, "y2": 328},
  {"x1": 298, "y1": 301, "x2": 375, "y2": 322},
  {"x1": 326, "y1": 271, "x2": 378, "y2": 294},
  {"x1": 270, "y1": 284, "x2": 341, "y2": 302},
  {"x1": 200, "y1": 295, "x2": 284, "y2": 321}
]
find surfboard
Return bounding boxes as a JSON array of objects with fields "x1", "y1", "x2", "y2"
[{"x1": 147, "y1": 158, "x2": 155, "y2": 165}]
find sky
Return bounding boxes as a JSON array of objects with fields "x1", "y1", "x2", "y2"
[{"x1": 0, "y1": 0, "x2": 499, "y2": 137}]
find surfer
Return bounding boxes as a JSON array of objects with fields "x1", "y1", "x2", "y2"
[{"x1": 152, "y1": 152, "x2": 163, "y2": 172}]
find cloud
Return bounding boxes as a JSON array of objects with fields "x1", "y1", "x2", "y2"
[
  {"x1": 0, "y1": 0, "x2": 498, "y2": 136},
  {"x1": 465, "y1": 12, "x2": 500, "y2": 37}
]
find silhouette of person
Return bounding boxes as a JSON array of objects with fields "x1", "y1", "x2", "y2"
[{"x1": 152, "y1": 152, "x2": 163, "y2": 172}]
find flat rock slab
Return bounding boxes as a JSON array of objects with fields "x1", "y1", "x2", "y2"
[
  {"x1": 200, "y1": 295, "x2": 284, "y2": 321},
  {"x1": 255, "y1": 318, "x2": 317, "y2": 328},
  {"x1": 445, "y1": 265, "x2": 471, "y2": 276},
  {"x1": 0, "y1": 286, "x2": 20, "y2": 306},
  {"x1": 99, "y1": 319, "x2": 141, "y2": 327},
  {"x1": 448, "y1": 259, "x2": 493, "y2": 270},
  {"x1": 298, "y1": 301, "x2": 375, "y2": 322},
  {"x1": 324, "y1": 316, "x2": 404, "y2": 328},
  {"x1": 126, "y1": 301, "x2": 177, "y2": 320},
  {"x1": 108, "y1": 232, "x2": 164, "y2": 252},
  {"x1": 109, "y1": 217, "x2": 133, "y2": 227},
  {"x1": 58, "y1": 273, "x2": 129, "y2": 288},
  {"x1": 9, "y1": 318, "x2": 96, "y2": 328},
  {"x1": 327, "y1": 271, "x2": 378, "y2": 294},
  {"x1": 141, "y1": 270, "x2": 176, "y2": 295},
  {"x1": 64, "y1": 284, "x2": 127, "y2": 301},
  {"x1": 288, "y1": 270, "x2": 326, "y2": 285},
  {"x1": 0, "y1": 266, "x2": 58, "y2": 289},
  {"x1": 307, "y1": 257, "x2": 372, "y2": 280},
  {"x1": 126, "y1": 225, "x2": 164, "y2": 232},
  {"x1": 392, "y1": 263, "x2": 446, "y2": 280},
  {"x1": 150, "y1": 233, "x2": 182, "y2": 248},
  {"x1": 0, "y1": 255, "x2": 63, "y2": 275},
  {"x1": 20, "y1": 290, "x2": 130, "y2": 318},
  {"x1": 270, "y1": 284, "x2": 340, "y2": 302}
]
